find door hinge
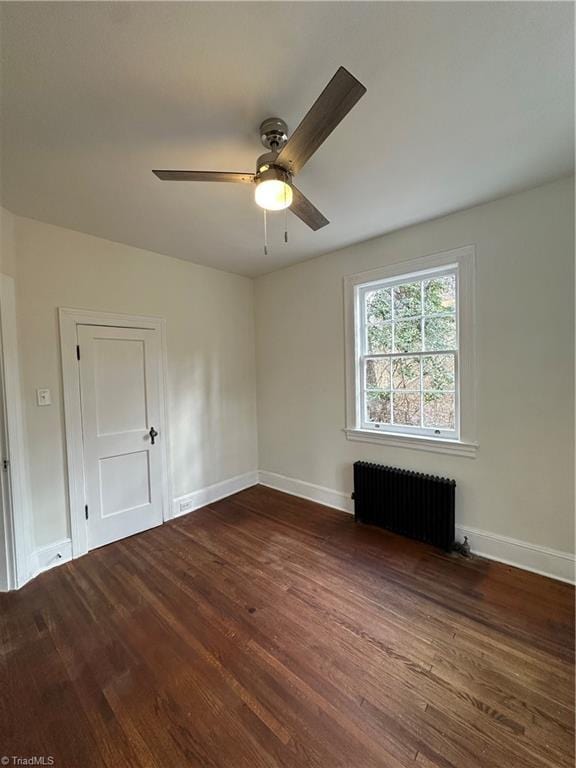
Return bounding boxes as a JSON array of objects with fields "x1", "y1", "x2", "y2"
[
  {"x1": 76, "y1": 345, "x2": 81, "y2": 361},
  {"x1": 2, "y1": 458, "x2": 8, "y2": 471},
  {"x1": 85, "y1": 504, "x2": 89, "y2": 520}
]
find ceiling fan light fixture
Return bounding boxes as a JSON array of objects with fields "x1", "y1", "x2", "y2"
[
  {"x1": 255, "y1": 178, "x2": 293, "y2": 211},
  {"x1": 254, "y1": 165, "x2": 293, "y2": 211}
]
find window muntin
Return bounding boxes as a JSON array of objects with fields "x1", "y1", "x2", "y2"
[{"x1": 358, "y1": 268, "x2": 459, "y2": 438}]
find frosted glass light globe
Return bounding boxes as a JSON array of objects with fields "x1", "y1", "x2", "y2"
[{"x1": 255, "y1": 179, "x2": 293, "y2": 211}]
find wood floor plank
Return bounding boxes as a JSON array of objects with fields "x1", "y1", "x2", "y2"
[{"x1": 0, "y1": 485, "x2": 573, "y2": 767}]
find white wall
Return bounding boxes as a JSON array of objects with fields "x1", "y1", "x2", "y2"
[
  {"x1": 13, "y1": 215, "x2": 258, "y2": 548},
  {"x1": 255, "y1": 177, "x2": 574, "y2": 556},
  {"x1": 0, "y1": 207, "x2": 16, "y2": 278}
]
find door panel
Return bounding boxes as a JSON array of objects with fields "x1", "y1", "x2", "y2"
[
  {"x1": 99, "y1": 451, "x2": 151, "y2": 517},
  {"x1": 94, "y1": 338, "x2": 147, "y2": 435},
  {"x1": 78, "y1": 325, "x2": 163, "y2": 550}
]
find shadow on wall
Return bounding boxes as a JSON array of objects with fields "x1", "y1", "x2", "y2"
[{"x1": 169, "y1": 333, "x2": 254, "y2": 498}]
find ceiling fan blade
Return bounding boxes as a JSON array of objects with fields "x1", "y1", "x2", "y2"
[
  {"x1": 276, "y1": 67, "x2": 366, "y2": 175},
  {"x1": 152, "y1": 170, "x2": 254, "y2": 183},
  {"x1": 290, "y1": 186, "x2": 329, "y2": 231}
]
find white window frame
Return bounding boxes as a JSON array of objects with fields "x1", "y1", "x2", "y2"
[{"x1": 344, "y1": 245, "x2": 478, "y2": 458}]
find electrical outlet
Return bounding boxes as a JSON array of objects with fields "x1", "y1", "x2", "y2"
[{"x1": 179, "y1": 499, "x2": 194, "y2": 514}]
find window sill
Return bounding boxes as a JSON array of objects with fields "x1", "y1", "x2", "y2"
[{"x1": 344, "y1": 428, "x2": 478, "y2": 458}]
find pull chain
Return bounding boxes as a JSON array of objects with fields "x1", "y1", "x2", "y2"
[
  {"x1": 284, "y1": 174, "x2": 288, "y2": 244},
  {"x1": 263, "y1": 208, "x2": 268, "y2": 256}
]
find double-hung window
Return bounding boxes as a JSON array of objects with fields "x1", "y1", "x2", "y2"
[{"x1": 344, "y1": 246, "x2": 477, "y2": 456}]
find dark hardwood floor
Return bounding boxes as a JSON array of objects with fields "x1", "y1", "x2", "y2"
[{"x1": 1, "y1": 485, "x2": 574, "y2": 767}]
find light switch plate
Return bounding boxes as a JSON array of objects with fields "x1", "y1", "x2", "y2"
[{"x1": 36, "y1": 388, "x2": 51, "y2": 406}]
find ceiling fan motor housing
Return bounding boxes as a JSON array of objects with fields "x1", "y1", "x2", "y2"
[
  {"x1": 256, "y1": 165, "x2": 291, "y2": 187},
  {"x1": 255, "y1": 151, "x2": 291, "y2": 179},
  {"x1": 259, "y1": 117, "x2": 288, "y2": 151}
]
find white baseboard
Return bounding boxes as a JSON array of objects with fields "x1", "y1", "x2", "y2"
[
  {"x1": 455, "y1": 525, "x2": 575, "y2": 585},
  {"x1": 258, "y1": 470, "x2": 354, "y2": 514},
  {"x1": 13, "y1": 473, "x2": 259, "y2": 590},
  {"x1": 17, "y1": 470, "x2": 574, "y2": 588},
  {"x1": 173, "y1": 471, "x2": 259, "y2": 518},
  {"x1": 258, "y1": 470, "x2": 575, "y2": 584},
  {"x1": 30, "y1": 538, "x2": 73, "y2": 577}
]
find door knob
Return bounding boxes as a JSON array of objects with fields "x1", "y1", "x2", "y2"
[{"x1": 149, "y1": 426, "x2": 158, "y2": 445}]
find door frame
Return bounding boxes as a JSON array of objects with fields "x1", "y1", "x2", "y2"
[
  {"x1": 59, "y1": 307, "x2": 172, "y2": 558},
  {"x1": 0, "y1": 274, "x2": 33, "y2": 589}
]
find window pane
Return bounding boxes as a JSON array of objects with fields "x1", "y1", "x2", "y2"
[
  {"x1": 393, "y1": 393, "x2": 421, "y2": 426},
  {"x1": 366, "y1": 392, "x2": 391, "y2": 423},
  {"x1": 392, "y1": 357, "x2": 420, "y2": 390},
  {"x1": 424, "y1": 275, "x2": 456, "y2": 315},
  {"x1": 365, "y1": 358, "x2": 390, "y2": 390},
  {"x1": 423, "y1": 392, "x2": 455, "y2": 429},
  {"x1": 422, "y1": 354, "x2": 455, "y2": 390},
  {"x1": 394, "y1": 320, "x2": 422, "y2": 352},
  {"x1": 424, "y1": 316, "x2": 456, "y2": 351},
  {"x1": 367, "y1": 322, "x2": 392, "y2": 354},
  {"x1": 366, "y1": 288, "x2": 392, "y2": 323},
  {"x1": 394, "y1": 282, "x2": 421, "y2": 318}
]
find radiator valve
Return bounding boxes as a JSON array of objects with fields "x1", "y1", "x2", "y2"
[{"x1": 451, "y1": 536, "x2": 471, "y2": 557}]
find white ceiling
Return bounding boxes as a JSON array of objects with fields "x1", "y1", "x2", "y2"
[{"x1": 1, "y1": 2, "x2": 573, "y2": 277}]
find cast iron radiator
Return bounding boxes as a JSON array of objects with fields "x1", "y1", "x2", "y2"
[{"x1": 353, "y1": 461, "x2": 455, "y2": 551}]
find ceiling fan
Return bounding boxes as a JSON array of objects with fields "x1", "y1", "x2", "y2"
[{"x1": 152, "y1": 66, "x2": 367, "y2": 233}]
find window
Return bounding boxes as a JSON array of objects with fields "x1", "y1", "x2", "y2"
[
  {"x1": 344, "y1": 246, "x2": 477, "y2": 456},
  {"x1": 360, "y1": 269, "x2": 457, "y2": 436}
]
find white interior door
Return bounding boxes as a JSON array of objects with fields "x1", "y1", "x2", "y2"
[
  {"x1": 77, "y1": 324, "x2": 164, "y2": 550},
  {"x1": 0, "y1": 344, "x2": 13, "y2": 590}
]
